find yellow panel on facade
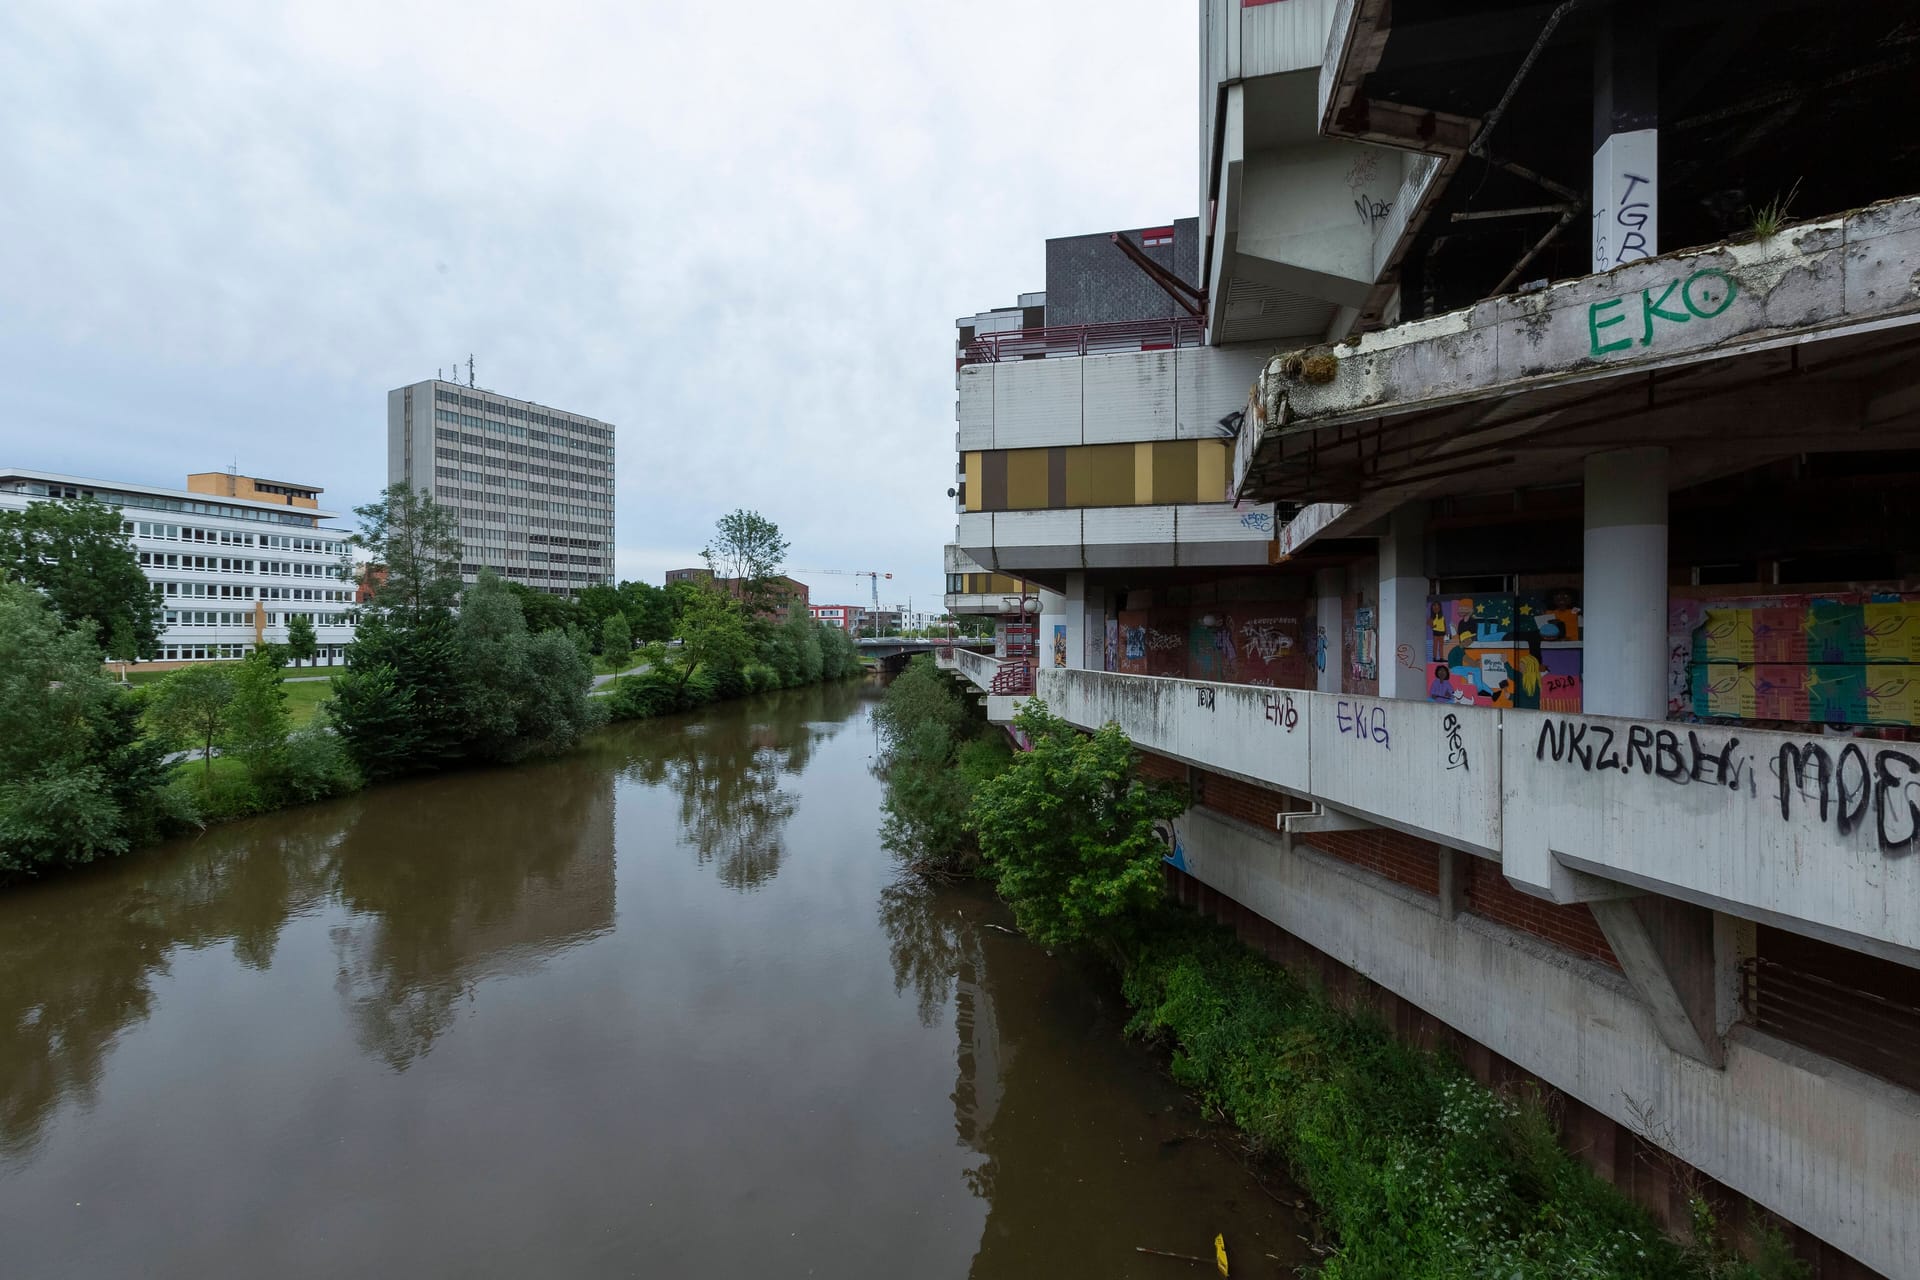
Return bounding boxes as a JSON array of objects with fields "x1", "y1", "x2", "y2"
[
  {"x1": 964, "y1": 452, "x2": 983, "y2": 513},
  {"x1": 1151, "y1": 441, "x2": 1199, "y2": 504},
  {"x1": 1006, "y1": 450, "x2": 1049, "y2": 510},
  {"x1": 1197, "y1": 439, "x2": 1229, "y2": 504},
  {"x1": 1065, "y1": 444, "x2": 1135, "y2": 508},
  {"x1": 1134, "y1": 443, "x2": 1155, "y2": 505}
]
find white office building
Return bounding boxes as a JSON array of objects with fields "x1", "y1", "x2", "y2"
[
  {"x1": 0, "y1": 468, "x2": 355, "y2": 664},
  {"x1": 387, "y1": 379, "x2": 615, "y2": 596}
]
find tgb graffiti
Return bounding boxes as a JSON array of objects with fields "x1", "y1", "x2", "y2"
[{"x1": 1533, "y1": 716, "x2": 1920, "y2": 856}]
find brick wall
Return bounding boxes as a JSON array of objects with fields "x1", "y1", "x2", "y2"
[
  {"x1": 1136, "y1": 750, "x2": 1186, "y2": 783},
  {"x1": 1140, "y1": 751, "x2": 1614, "y2": 965},
  {"x1": 1464, "y1": 858, "x2": 1619, "y2": 967},
  {"x1": 1311, "y1": 830, "x2": 1442, "y2": 897}
]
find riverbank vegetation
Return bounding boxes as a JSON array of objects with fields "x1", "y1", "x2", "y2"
[
  {"x1": 877, "y1": 689, "x2": 1803, "y2": 1280},
  {"x1": 872, "y1": 656, "x2": 1010, "y2": 874},
  {"x1": 1, "y1": 489, "x2": 860, "y2": 880}
]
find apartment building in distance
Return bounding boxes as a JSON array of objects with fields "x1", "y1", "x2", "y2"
[
  {"x1": 387, "y1": 379, "x2": 615, "y2": 596},
  {"x1": 938, "y1": 4, "x2": 1920, "y2": 1275},
  {"x1": 0, "y1": 468, "x2": 355, "y2": 665}
]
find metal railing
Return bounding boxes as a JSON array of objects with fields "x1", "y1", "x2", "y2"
[
  {"x1": 990, "y1": 660, "x2": 1035, "y2": 696},
  {"x1": 958, "y1": 316, "x2": 1205, "y2": 366},
  {"x1": 1740, "y1": 956, "x2": 1920, "y2": 1092}
]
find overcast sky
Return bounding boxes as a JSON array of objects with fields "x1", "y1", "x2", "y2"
[{"x1": 0, "y1": 1, "x2": 1196, "y2": 610}]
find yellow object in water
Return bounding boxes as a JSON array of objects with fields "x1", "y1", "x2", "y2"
[{"x1": 1214, "y1": 1233, "x2": 1229, "y2": 1276}]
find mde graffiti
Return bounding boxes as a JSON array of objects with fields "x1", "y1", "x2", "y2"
[{"x1": 1534, "y1": 715, "x2": 1920, "y2": 856}]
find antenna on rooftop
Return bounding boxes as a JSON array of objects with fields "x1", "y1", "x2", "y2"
[{"x1": 468, "y1": 354, "x2": 475, "y2": 387}]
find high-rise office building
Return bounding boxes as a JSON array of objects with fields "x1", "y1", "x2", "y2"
[{"x1": 387, "y1": 379, "x2": 615, "y2": 595}]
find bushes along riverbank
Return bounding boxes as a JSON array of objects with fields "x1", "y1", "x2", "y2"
[{"x1": 875, "y1": 681, "x2": 1804, "y2": 1280}]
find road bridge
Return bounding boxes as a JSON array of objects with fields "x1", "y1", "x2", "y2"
[{"x1": 856, "y1": 637, "x2": 991, "y2": 674}]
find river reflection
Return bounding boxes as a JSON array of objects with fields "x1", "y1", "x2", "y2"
[
  {"x1": 876, "y1": 875, "x2": 1309, "y2": 1277},
  {"x1": 616, "y1": 680, "x2": 866, "y2": 890},
  {"x1": 0, "y1": 679, "x2": 1304, "y2": 1278}
]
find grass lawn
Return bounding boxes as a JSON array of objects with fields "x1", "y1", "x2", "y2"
[{"x1": 283, "y1": 678, "x2": 335, "y2": 728}]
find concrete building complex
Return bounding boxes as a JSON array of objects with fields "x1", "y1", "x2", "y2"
[
  {"x1": 1, "y1": 468, "x2": 354, "y2": 665},
  {"x1": 938, "y1": 4, "x2": 1920, "y2": 1275},
  {"x1": 387, "y1": 378, "x2": 615, "y2": 596}
]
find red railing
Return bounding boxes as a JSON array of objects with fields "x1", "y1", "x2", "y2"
[
  {"x1": 959, "y1": 316, "x2": 1205, "y2": 366},
  {"x1": 990, "y1": 660, "x2": 1035, "y2": 696},
  {"x1": 936, "y1": 644, "x2": 955, "y2": 661}
]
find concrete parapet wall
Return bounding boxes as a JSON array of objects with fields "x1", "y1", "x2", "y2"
[{"x1": 1039, "y1": 669, "x2": 1920, "y2": 962}]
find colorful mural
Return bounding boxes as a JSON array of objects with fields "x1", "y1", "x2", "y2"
[
  {"x1": 1052, "y1": 623, "x2": 1067, "y2": 668},
  {"x1": 1428, "y1": 589, "x2": 1583, "y2": 711},
  {"x1": 1104, "y1": 619, "x2": 1118, "y2": 672},
  {"x1": 1350, "y1": 606, "x2": 1378, "y2": 683},
  {"x1": 1677, "y1": 593, "x2": 1920, "y2": 728}
]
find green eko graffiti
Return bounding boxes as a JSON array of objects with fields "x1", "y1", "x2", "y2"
[{"x1": 1587, "y1": 267, "x2": 1737, "y2": 357}]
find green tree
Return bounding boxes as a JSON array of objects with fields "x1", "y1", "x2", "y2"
[
  {"x1": 505, "y1": 580, "x2": 579, "y2": 634},
  {"x1": 223, "y1": 650, "x2": 290, "y2": 783},
  {"x1": 0, "y1": 496, "x2": 162, "y2": 657},
  {"x1": 644, "y1": 582, "x2": 754, "y2": 693},
  {"x1": 456, "y1": 571, "x2": 601, "y2": 763},
  {"x1": 600, "y1": 611, "x2": 632, "y2": 665},
  {"x1": 0, "y1": 582, "x2": 176, "y2": 872},
  {"x1": 148, "y1": 664, "x2": 236, "y2": 786},
  {"x1": 330, "y1": 609, "x2": 468, "y2": 778},
  {"x1": 620, "y1": 580, "x2": 675, "y2": 642},
  {"x1": 575, "y1": 583, "x2": 623, "y2": 633},
  {"x1": 702, "y1": 509, "x2": 789, "y2": 610},
  {"x1": 970, "y1": 700, "x2": 1187, "y2": 960},
  {"x1": 284, "y1": 614, "x2": 318, "y2": 668},
  {"x1": 818, "y1": 622, "x2": 861, "y2": 680},
  {"x1": 351, "y1": 484, "x2": 462, "y2": 620}
]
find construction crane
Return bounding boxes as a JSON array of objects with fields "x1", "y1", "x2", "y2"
[{"x1": 792, "y1": 569, "x2": 893, "y2": 637}]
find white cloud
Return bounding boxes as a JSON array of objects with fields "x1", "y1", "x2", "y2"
[{"x1": 0, "y1": 0, "x2": 1196, "y2": 606}]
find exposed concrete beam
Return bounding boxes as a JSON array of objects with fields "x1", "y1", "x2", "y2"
[{"x1": 1590, "y1": 895, "x2": 1724, "y2": 1067}]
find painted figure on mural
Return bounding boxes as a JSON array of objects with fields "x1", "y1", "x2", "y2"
[
  {"x1": 1510, "y1": 636, "x2": 1544, "y2": 710},
  {"x1": 1428, "y1": 663, "x2": 1453, "y2": 701},
  {"x1": 1445, "y1": 626, "x2": 1474, "y2": 672}
]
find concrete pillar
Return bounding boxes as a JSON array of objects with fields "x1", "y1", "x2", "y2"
[
  {"x1": 1377, "y1": 502, "x2": 1429, "y2": 700},
  {"x1": 1583, "y1": 448, "x2": 1668, "y2": 718},
  {"x1": 1437, "y1": 848, "x2": 1471, "y2": 922},
  {"x1": 1063, "y1": 573, "x2": 1087, "y2": 671},
  {"x1": 1314, "y1": 568, "x2": 1343, "y2": 695},
  {"x1": 1591, "y1": 1, "x2": 1658, "y2": 271},
  {"x1": 1713, "y1": 912, "x2": 1758, "y2": 1038}
]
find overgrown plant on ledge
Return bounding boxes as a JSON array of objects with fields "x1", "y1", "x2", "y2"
[
  {"x1": 970, "y1": 699, "x2": 1186, "y2": 962},
  {"x1": 1121, "y1": 912, "x2": 1808, "y2": 1280}
]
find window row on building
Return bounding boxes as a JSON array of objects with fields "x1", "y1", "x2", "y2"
[
  {"x1": 126, "y1": 520, "x2": 344, "y2": 555},
  {"x1": 433, "y1": 397, "x2": 613, "y2": 442},
  {"x1": 156, "y1": 643, "x2": 348, "y2": 663},
  {"x1": 160, "y1": 581, "x2": 351, "y2": 602},
  {"x1": 162, "y1": 607, "x2": 349, "y2": 627},
  {"x1": 136, "y1": 551, "x2": 345, "y2": 578}
]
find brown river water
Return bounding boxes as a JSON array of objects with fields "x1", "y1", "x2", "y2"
[{"x1": 0, "y1": 679, "x2": 1309, "y2": 1277}]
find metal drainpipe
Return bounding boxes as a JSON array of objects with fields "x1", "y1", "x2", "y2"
[{"x1": 1467, "y1": 0, "x2": 1592, "y2": 160}]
